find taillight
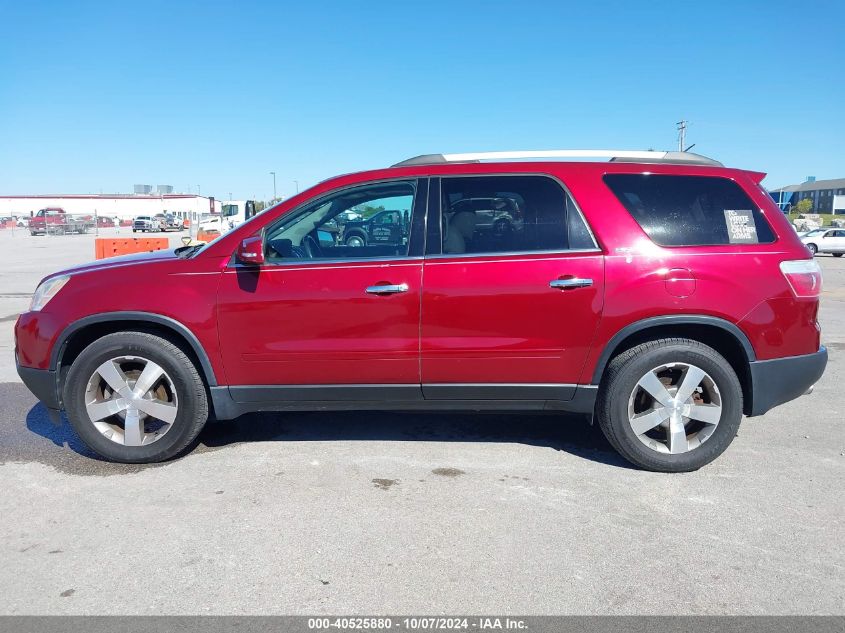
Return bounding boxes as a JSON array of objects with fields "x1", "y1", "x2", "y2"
[{"x1": 779, "y1": 259, "x2": 823, "y2": 298}]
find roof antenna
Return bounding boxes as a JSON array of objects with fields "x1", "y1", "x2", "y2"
[{"x1": 684, "y1": 143, "x2": 696, "y2": 152}]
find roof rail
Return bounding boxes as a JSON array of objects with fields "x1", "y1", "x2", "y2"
[{"x1": 392, "y1": 149, "x2": 723, "y2": 168}]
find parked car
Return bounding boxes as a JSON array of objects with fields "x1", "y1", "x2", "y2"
[
  {"x1": 796, "y1": 227, "x2": 826, "y2": 238},
  {"x1": 29, "y1": 208, "x2": 93, "y2": 235},
  {"x1": 800, "y1": 228, "x2": 845, "y2": 256},
  {"x1": 341, "y1": 208, "x2": 410, "y2": 247},
  {"x1": 15, "y1": 149, "x2": 826, "y2": 471},
  {"x1": 451, "y1": 197, "x2": 524, "y2": 237},
  {"x1": 154, "y1": 213, "x2": 183, "y2": 232},
  {"x1": 132, "y1": 216, "x2": 157, "y2": 232}
]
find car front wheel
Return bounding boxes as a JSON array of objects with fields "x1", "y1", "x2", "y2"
[
  {"x1": 806, "y1": 243, "x2": 818, "y2": 255},
  {"x1": 596, "y1": 338, "x2": 742, "y2": 472},
  {"x1": 63, "y1": 331, "x2": 209, "y2": 463}
]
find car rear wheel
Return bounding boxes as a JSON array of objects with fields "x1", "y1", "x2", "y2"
[
  {"x1": 834, "y1": 253, "x2": 843, "y2": 258},
  {"x1": 346, "y1": 234, "x2": 365, "y2": 247},
  {"x1": 493, "y1": 218, "x2": 512, "y2": 237},
  {"x1": 807, "y1": 243, "x2": 818, "y2": 255},
  {"x1": 63, "y1": 332, "x2": 209, "y2": 463},
  {"x1": 596, "y1": 338, "x2": 742, "y2": 472}
]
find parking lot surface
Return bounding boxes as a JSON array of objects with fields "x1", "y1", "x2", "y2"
[{"x1": 0, "y1": 228, "x2": 842, "y2": 614}]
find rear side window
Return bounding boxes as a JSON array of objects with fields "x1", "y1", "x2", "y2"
[
  {"x1": 604, "y1": 174, "x2": 775, "y2": 246},
  {"x1": 439, "y1": 175, "x2": 597, "y2": 255}
]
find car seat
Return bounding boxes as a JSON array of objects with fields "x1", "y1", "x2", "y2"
[{"x1": 443, "y1": 211, "x2": 477, "y2": 254}]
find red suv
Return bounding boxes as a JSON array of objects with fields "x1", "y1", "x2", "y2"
[{"x1": 14, "y1": 150, "x2": 827, "y2": 472}]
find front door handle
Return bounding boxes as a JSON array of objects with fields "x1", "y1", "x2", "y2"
[
  {"x1": 366, "y1": 283, "x2": 409, "y2": 295},
  {"x1": 549, "y1": 278, "x2": 593, "y2": 290}
]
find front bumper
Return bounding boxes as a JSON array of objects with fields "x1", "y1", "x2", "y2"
[
  {"x1": 16, "y1": 361, "x2": 61, "y2": 410},
  {"x1": 748, "y1": 346, "x2": 827, "y2": 416}
]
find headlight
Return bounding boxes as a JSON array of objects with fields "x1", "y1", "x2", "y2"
[{"x1": 30, "y1": 275, "x2": 70, "y2": 311}]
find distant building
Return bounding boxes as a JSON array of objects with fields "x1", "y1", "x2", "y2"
[
  {"x1": 0, "y1": 193, "x2": 221, "y2": 223},
  {"x1": 770, "y1": 177, "x2": 845, "y2": 214}
]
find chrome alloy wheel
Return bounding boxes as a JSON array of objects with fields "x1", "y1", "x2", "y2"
[
  {"x1": 627, "y1": 362, "x2": 722, "y2": 455},
  {"x1": 83, "y1": 356, "x2": 179, "y2": 446}
]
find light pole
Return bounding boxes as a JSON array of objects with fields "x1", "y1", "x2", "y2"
[
  {"x1": 294, "y1": 180, "x2": 299, "y2": 194},
  {"x1": 197, "y1": 185, "x2": 201, "y2": 196},
  {"x1": 270, "y1": 172, "x2": 277, "y2": 201}
]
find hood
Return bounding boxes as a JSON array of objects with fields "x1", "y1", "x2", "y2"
[{"x1": 44, "y1": 248, "x2": 180, "y2": 280}]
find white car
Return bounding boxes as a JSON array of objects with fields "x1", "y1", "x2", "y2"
[
  {"x1": 801, "y1": 228, "x2": 845, "y2": 256},
  {"x1": 797, "y1": 227, "x2": 826, "y2": 238}
]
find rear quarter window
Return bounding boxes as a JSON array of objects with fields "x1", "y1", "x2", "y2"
[{"x1": 603, "y1": 174, "x2": 775, "y2": 246}]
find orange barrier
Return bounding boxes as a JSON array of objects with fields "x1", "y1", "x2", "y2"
[
  {"x1": 95, "y1": 237, "x2": 169, "y2": 260},
  {"x1": 195, "y1": 229, "x2": 220, "y2": 243}
]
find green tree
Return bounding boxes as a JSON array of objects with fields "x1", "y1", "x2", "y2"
[{"x1": 795, "y1": 198, "x2": 814, "y2": 215}]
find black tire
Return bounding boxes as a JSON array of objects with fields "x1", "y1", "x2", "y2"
[
  {"x1": 806, "y1": 243, "x2": 818, "y2": 255},
  {"x1": 345, "y1": 233, "x2": 366, "y2": 247},
  {"x1": 596, "y1": 338, "x2": 743, "y2": 473},
  {"x1": 493, "y1": 218, "x2": 512, "y2": 237},
  {"x1": 132, "y1": 229, "x2": 137, "y2": 233},
  {"x1": 63, "y1": 331, "x2": 209, "y2": 463},
  {"x1": 834, "y1": 253, "x2": 843, "y2": 258}
]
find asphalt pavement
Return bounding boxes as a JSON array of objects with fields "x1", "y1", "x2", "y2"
[{"x1": 0, "y1": 227, "x2": 842, "y2": 614}]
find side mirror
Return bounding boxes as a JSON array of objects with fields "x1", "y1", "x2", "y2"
[{"x1": 236, "y1": 236, "x2": 265, "y2": 265}]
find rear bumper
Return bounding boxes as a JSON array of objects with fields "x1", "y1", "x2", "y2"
[
  {"x1": 748, "y1": 346, "x2": 827, "y2": 416},
  {"x1": 16, "y1": 361, "x2": 61, "y2": 410}
]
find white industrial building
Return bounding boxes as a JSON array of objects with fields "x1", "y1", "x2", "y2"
[{"x1": 0, "y1": 193, "x2": 222, "y2": 224}]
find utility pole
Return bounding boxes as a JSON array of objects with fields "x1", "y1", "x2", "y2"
[
  {"x1": 294, "y1": 180, "x2": 299, "y2": 194},
  {"x1": 197, "y1": 184, "x2": 201, "y2": 196},
  {"x1": 676, "y1": 120, "x2": 688, "y2": 152},
  {"x1": 270, "y1": 171, "x2": 277, "y2": 201}
]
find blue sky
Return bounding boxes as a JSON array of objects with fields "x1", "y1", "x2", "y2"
[{"x1": 1, "y1": 0, "x2": 843, "y2": 200}]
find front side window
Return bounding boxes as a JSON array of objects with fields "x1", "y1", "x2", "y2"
[
  {"x1": 438, "y1": 175, "x2": 596, "y2": 255},
  {"x1": 604, "y1": 174, "x2": 776, "y2": 247},
  {"x1": 263, "y1": 180, "x2": 416, "y2": 262}
]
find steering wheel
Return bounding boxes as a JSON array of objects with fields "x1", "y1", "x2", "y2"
[{"x1": 302, "y1": 234, "x2": 321, "y2": 259}]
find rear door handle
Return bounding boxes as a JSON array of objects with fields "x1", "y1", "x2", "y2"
[
  {"x1": 549, "y1": 278, "x2": 593, "y2": 290},
  {"x1": 366, "y1": 283, "x2": 409, "y2": 295}
]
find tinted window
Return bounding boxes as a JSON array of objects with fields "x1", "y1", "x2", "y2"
[
  {"x1": 604, "y1": 174, "x2": 775, "y2": 246},
  {"x1": 439, "y1": 175, "x2": 596, "y2": 255},
  {"x1": 264, "y1": 180, "x2": 416, "y2": 262}
]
